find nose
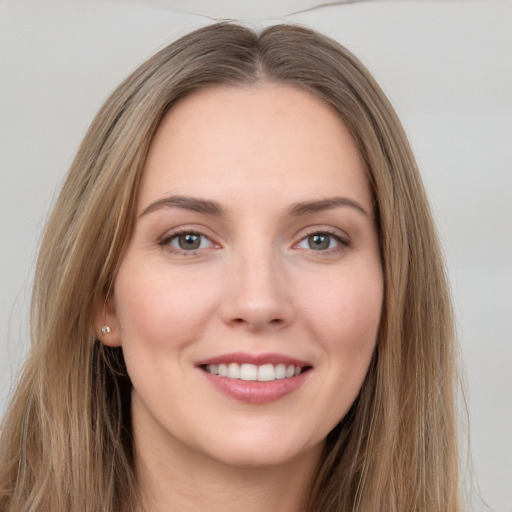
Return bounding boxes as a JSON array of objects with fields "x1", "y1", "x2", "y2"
[{"x1": 219, "y1": 246, "x2": 295, "y2": 332}]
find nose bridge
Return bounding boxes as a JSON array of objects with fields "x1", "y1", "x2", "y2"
[{"x1": 222, "y1": 234, "x2": 293, "y2": 330}]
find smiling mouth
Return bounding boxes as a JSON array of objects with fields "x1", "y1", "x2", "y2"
[{"x1": 201, "y1": 363, "x2": 311, "y2": 382}]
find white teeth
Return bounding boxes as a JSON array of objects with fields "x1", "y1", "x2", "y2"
[
  {"x1": 258, "y1": 364, "x2": 275, "y2": 381},
  {"x1": 204, "y1": 362, "x2": 305, "y2": 381},
  {"x1": 240, "y1": 363, "x2": 258, "y2": 381},
  {"x1": 275, "y1": 363, "x2": 286, "y2": 379},
  {"x1": 227, "y1": 363, "x2": 240, "y2": 379}
]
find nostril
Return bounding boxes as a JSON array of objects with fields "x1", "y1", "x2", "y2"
[{"x1": 229, "y1": 317, "x2": 284, "y2": 329}]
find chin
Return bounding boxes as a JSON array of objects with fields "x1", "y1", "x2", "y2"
[{"x1": 195, "y1": 426, "x2": 325, "y2": 470}]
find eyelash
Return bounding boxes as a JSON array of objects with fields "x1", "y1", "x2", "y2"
[
  {"x1": 159, "y1": 229, "x2": 214, "y2": 256},
  {"x1": 296, "y1": 230, "x2": 350, "y2": 253},
  {"x1": 159, "y1": 229, "x2": 349, "y2": 256}
]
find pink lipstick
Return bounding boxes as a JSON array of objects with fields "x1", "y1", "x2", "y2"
[{"x1": 197, "y1": 352, "x2": 312, "y2": 404}]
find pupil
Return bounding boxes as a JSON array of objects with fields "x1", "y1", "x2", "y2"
[
  {"x1": 179, "y1": 233, "x2": 200, "y2": 250},
  {"x1": 309, "y1": 234, "x2": 329, "y2": 250}
]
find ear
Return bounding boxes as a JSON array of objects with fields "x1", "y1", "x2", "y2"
[{"x1": 94, "y1": 293, "x2": 122, "y2": 347}]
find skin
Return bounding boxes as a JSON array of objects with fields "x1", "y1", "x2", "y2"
[{"x1": 97, "y1": 83, "x2": 383, "y2": 512}]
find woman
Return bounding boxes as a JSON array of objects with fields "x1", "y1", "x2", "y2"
[{"x1": 0, "y1": 23, "x2": 460, "y2": 511}]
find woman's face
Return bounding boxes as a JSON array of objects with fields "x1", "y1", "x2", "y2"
[{"x1": 100, "y1": 83, "x2": 383, "y2": 469}]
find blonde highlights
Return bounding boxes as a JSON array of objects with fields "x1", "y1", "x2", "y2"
[{"x1": 0, "y1": 23, "x2": 460, "y2": 511}]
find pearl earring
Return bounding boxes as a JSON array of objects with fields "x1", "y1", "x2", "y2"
[{"x1": 101, "y1": 326, "x2": 111, "y2": 335}]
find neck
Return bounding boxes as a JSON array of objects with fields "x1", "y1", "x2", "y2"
[{"x1": 133, "y1": 422, "x2": 323, "y2": 512}]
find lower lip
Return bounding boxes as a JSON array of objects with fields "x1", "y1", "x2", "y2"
[{"x1": 200, "y1": 368, "x2": 310, "y2": 404}]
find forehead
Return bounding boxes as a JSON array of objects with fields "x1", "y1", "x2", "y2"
[{"x1": 139, "y1": 83, "x2": 371, "y2": 212}]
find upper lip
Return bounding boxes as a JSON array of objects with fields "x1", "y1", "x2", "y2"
[{"x1": 196, "y1": 352, "x2": 311, "y2": 368}]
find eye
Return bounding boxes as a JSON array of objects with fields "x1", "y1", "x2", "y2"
[
  {"x1": 296, "y1": 232, "x2": 346, "y2": 251},
  {"x1": 164, "y1": 231, "x2": 213, "y2": 252}
]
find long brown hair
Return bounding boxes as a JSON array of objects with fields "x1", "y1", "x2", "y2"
[{"x1": 0, "y1": 23, "x2": 460, "y2": 511}]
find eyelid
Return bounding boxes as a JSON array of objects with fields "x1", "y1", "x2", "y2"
[
  {"x1": 158, "y1": 227, "x2": 220, "y2": 256},
  {"x1": 156, "y1": 224, "x2": 350, "y2": 256},
  {"x1": 292, "y1": 227, "x2": 350, "y2": 252}
]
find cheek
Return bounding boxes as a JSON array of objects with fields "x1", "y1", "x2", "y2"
[
  {"x1": 301, "y1": 264, "x2": 382, "y2": 405},
  {"x1": 114, "y1": 266, "x2": 221, "y2": 350},
  {"x1": 287, "y1": 267, "x2": 382, "y2": 438},
  {"x1": 304, "y1": 269, "x2": 383, "y2": 348}
]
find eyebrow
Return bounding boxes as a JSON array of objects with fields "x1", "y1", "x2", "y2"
[
  {"x1": 140, "y1": 194, "x2": 370, "y2": 219},
  {"x1": 140, "y1": 195, "x2": 224, "y2": 217},
  {"x1": 287, "y1": 197, "x2": 370, "y2": 218}
]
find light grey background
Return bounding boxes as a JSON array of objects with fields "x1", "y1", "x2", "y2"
[{"x1": 1, "y1": 0, "x2": 511, "y2": 510}]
